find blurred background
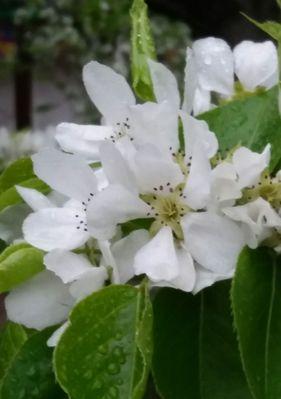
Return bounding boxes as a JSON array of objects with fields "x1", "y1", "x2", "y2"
[{"x1": 0, "y1": 0, "x2": 279, "y2": 165}]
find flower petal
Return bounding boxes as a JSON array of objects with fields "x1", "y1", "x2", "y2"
[
  {"x1": 56, "y1": 122, "x2": 114, "y2": 161},
  {"x1": 234, "y1": 40, "x2": 278, "y2": 91},
  {"x1": 83, "y1": 61, "x2": 135, "y2": 123},
  {"x1": 16, "y1": 186, "x2": 54, "y2": 211},
  {"x1": 111, "y1": 229, "x2": 150, "y2": 283},
  {"x1": 5, "y1": 271, "x2": 74, "y2": 330},
  {"x1": 193, "y1": 37, "x2": 234, "y2": 96},
  {"x1": 134, "y1": 226, "x2": 179, "y2": 282},
  {"x1": 128, "y1": 101, "x2": 179, "y2": 154},
  {"x1": 99, "y1": 141, "x2": 137, "y2": 194},
  {"x1": 223, "y1": 197, "x2": 281, "y2": 248},
  {"x1": 133, "y1": 144, "x2": 183, "y2": 194},
  {"x1": 184, "y1": 141, "x2": 212, "y2": 210},
  {"x1": 232, "y1": 144, "x2": 271, "y2": 188},
  {"x1": 44, "y1": 250, "x2": 92, "y2": 283},
  {"x1": 182, "y1": 47, "x2": 198, "y2": 114},
  {"x1": 87, "y1": 184, "x2": 149, "y2": 239},
  {"x1": 148, "y1": 59, "x2": 180, "y2": 110},
  {"x1": 47, "y1": 322, "x2": 69, "y2": 347},
  {"x1": 23, "y1": 208, "x2": 89, "y2": 251},
  {"x1": 69, "y1": 266, "x2": 107, "y2": 300},
  {"x1": 32, "y1": 149, "x2": 98, "y2": 202},
  {"x1": 180, "y1": 112, "x2": 218, "y2": 159},
  {"x1": 192, "y1": 264, "x2": 234, "y2": 294},
  {"x1": 182, "y1": 212, "x2": 244, "y2": 273}
]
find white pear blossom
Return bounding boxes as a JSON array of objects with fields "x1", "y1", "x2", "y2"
[
  {"x1": 56, "y1": 61, "x2": 179, "y2": 161},
  {"x1": 17, "y1": 148, "x2": 101, "y2": 251},
  {"x1": 183, "y1": 38, "x2": 278, "y2": 114},
  {"x1": 5, "y1": 248, "x2": 108, "y2": 331},
  {"x1": 86, "y1": 133, "x2": 245, "y2": 293}
]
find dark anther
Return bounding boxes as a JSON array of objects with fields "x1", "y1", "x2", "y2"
[{"x1": 159, "y1": 185, "x2": 163, "y2": 190}]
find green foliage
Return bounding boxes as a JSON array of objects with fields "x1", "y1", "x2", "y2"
[
  {"x1": 201, "y1": 87, "x2": 281, "y2": 171},
  {"x1": 0, "y1": 158, "x2": 34, "y2": 194},
  {"x1": 130, "y1": 0, "x2": 156, "y2": 101},
  {"x1": 0, "y1": 322, "x2": 27, "y2": 385},
  {"x1": 0, "y1": 157, "x2": 49, "y2": 212},
  {"x1": 242, "y1": 14, "x2": 281, "y2": 42},
  {"x1": 0, "y1": 243, "x2": 44, "y2": 293},
  {"x1": 0, "y1": 327, "x2": 65, "y2": 399},
  {"x1": 54, "y1": 284, "x2": 153, "y2": 399},
  {"x1": 232, "y1": 248, "x2": 281, "y2": 399},
  {"x1": 152, "y1": 283, "x2": 252, "y2": 398}
]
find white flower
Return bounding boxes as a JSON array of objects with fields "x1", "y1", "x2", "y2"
[
  {"x1": 223, "y1": 197, "x2": 281, "y2": 249},
  {"x1": 56, "y1": 61, "x2": 179, "y2": 161},
  {"x1": 86, "y1": 139, "x2": 244, "y2": 292},
  {"x1": 17, "y1": 148, "x2": 101, "y2": 251},
  {"x1": 184, "y1": 38, "x2": 278, "y2": 114},
  {"x1": 5, "y1": 249, "x2": 108, "y2": 331}
]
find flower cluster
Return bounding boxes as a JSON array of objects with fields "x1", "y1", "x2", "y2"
[{"x1": 4, "y1": 37, "x2": 281, "y2": 345}]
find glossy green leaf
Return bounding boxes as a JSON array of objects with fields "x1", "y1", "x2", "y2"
[
  {"x1": 0, "y1": 327, "x2": 65, "y2": 399},
  {"x1": 231, "y1": 248, "x2": 281, "y2": 399},
  {"x1": 0, "y1": 178, "x2": 49, "y2": 213},
  {"x1": 0, "y1": 158, "x2": 34, "y2": 194},
  {"x1": 152, "y1": 283, "x2": 252, "y2": 399},
  {"x1": 201, "y1": 87, "x2": 281, "y2": 171},
  {"x1": 130, "y1": 0, "x2": 156, "y2": 101},
  {"x1": 0, "y1": 322, "x2": 27, "y2": 383},
  {"x1": 54, "y1": 284, "x2": 153, "y2": 399},
  {"x1": 0, "y1": 243, "x2": 44, "y2": 293}
]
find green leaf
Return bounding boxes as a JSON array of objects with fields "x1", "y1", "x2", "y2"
[
  {"x1": 201, "y1": 87, "x2": 281, "y2": 171},
  {"x1": 0, "y1": 327, "x2": 65, "y2": 399},
  {"x1": 130, "y1": 0, "x2": 156, "y2": 101},
  {"x1": 152, "y1": 283, "x2": 252, "y2": 399},
  {"x1": 242, "y1": 14, "x2": 281, "y2": 41},
  {"x1": 54, "y1": 284, "x2": 153, "y2": 399},
  {"x1": 0, "y1": 178, "x2": 49, "y2": 213},
  {"x1": 0, "y1": 322, "x2": 27, "y2": 383},
  {"x1": 0, "y1": 158, "x2": 34, "y2": 194},
  {"x1": 0, "y1": 243, "x2": 44, "y2": 293},
  {"x1": 231, "y1": 248, "x2": 281, "y2": 399}
]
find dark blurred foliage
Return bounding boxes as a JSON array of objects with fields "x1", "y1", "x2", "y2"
[{"x1": 148, "y1": 0, "x2": 280, "y2": 45}]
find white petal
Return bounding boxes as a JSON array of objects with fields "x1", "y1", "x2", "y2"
[
  {"x1": 83, "y1": 61, "x2": 135, "y2": 123},
  {"x1": 182, "y1": 212, "x2": 244, "y2": 273},
  {"x1": 234, "y1": 40, "x2": 278, "y2": 91},
  {"x1": 94, "y1": 168, "x2": 109, "y2": 191},
  {"x1": 223, "y1": 197, "x2": 281, "y2": 248},
  {"x1": 193, "y1": 37, "x2": 234, "y2": 96},
  {"x1": 133, "y1": 145, "x2": 183, "y2": 194},
  {"x1": 99, "y1": 141, "x2": 137, "y2": 194},
  {"x1": 211, "y1": 162, "x2": 242, "y2": 202},
  {"x1": 5, "y1": 271, "x2": 74, "y2": 330},
  {"x1": 44, "y1": 250, "x2": 92, "y2": 283},
  {"x1": 32, "y1": 149, "x2": 97, "y2": 202},
  {"x1": 16, "y1": 186, "x2": 54, "y2": 211},
  {"x1": 87, "y1": 184, "x2": 149, "y2": 239},
  {"x1": 98, "y1": 240, "x2": 120, "y2": 284},
  {"x1": 155, "y1": 247, "x2": 195, "y2": 292},
  {"x1": 180, "y1": 112, "x2": 218, "y2": 159},
  {"x1": 193, "y1": 87, "x2": 212, "y2": 116},
  {"x1": 69, "y1": 266, "x2": 107, "y2": 300},
  {"x1": 182, "y1": 47, "x2": 198, "y2": 114},
  {"x1": 56, "y1": 122, "x2": 114, "y2": 161},
  {"x1": 111, "y1": 229, "x2": 150, "y2": 283},
  {"x1": 232, "y1": 144, "x2": 271, "y2": 188},
  {"x1": 148, "y1": 59, "x2": 180, "y2": 110},
  {"x1": 134, "y1": 226, "x2": 179, "y2": 282},
  {"x1": 0, "y1": 204, "x2": 30, "y2": 243},
  {"x1": 23, "y1": 208, "x2": 89, "y2": 251},
  {"x1": 128, "y1": 101, "x2": 179, "y2": 154},
  {"x1": 184, "y1": 141, "x2": 212, "y2": 210},
  {"x1": 47, "y1": 322, "x2": 69, "y2": 347},
  {"x1": 192, "y1": 264, "x2": 234, "y2": 294}
]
